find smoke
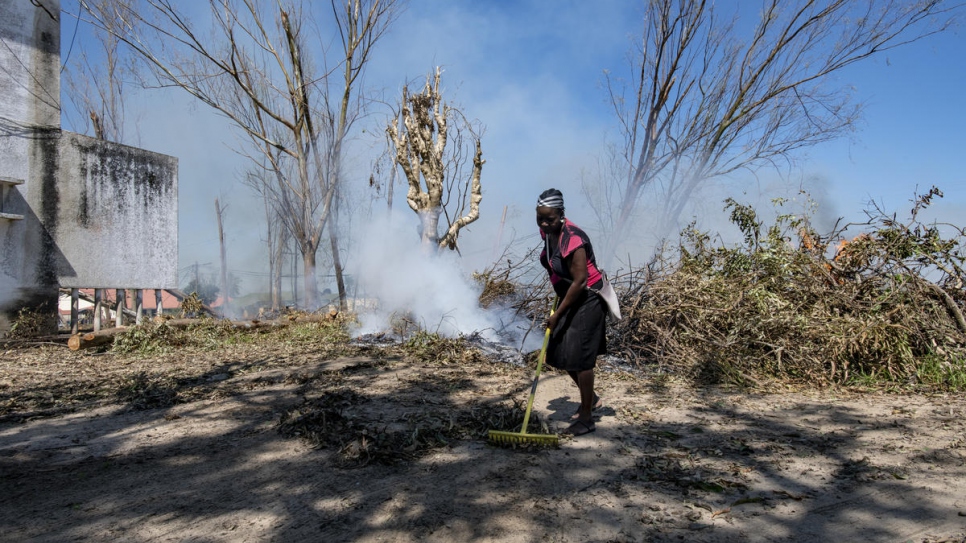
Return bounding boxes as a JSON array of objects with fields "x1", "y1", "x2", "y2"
[{"x1": 348, "y1": 213, "x2": 535, "y2": 348}]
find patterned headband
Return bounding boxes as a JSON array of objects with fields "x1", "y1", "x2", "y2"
[{"x1": 536, "y1": 193, "x2": 564, "y2": 210}]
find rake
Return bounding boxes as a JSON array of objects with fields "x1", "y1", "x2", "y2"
[{"x1": 488, "y1": 298, "x2": 560, "y2": 447}]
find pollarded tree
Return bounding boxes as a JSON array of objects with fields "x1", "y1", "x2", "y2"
[{"x1": 387, "y1": 67, "x2": 484, "y2": 253}]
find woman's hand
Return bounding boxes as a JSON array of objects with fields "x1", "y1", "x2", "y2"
[{"x1": 546, "y1": 312, "x2": 561, "y2": 332}]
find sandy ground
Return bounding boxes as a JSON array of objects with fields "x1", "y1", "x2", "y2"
[{"x1": 2, "y1": 343, "x2": 966, "y2": 542}]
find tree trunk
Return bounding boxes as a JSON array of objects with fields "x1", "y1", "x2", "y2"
[
  {"x1": 272, "y1": 241, "x2": 283, "y2": 312},
  {"x1": 329, "y1": 227, "x2": 347, "y2": 310},
  {"x1": 420, "y1": 208, "x2": 441, "y2": 253},
  {"x1": 327, "y1": 198, "x2": 347, "y2": 310},
  {"x1": 260, "y1": 190, "x2": 283, "y2": 312},
  {"x1": 301, "y1": 249, "x2": 320, "y2": 309}
]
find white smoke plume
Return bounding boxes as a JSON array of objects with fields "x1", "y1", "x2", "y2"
[{"x1": 348, "y1": 213, "x2": 535, "y2": 348}]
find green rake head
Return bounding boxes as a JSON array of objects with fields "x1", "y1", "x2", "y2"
[{"x1": 487, "y1": 430, "x2": 559, "y2": 447}]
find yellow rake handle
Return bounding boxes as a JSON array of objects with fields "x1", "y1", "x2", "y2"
[{"x1": 520, "y1": 297, "x2": 559, "y2": 434}]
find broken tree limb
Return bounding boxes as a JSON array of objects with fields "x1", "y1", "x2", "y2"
[
  {"x1": 925, "y1": 282, "x2": 966, "y2": 335},
  {"x1": 68, "y1": 328, "x2": 126, "y2": 350}
]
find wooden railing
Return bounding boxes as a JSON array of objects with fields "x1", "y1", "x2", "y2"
[{"x1": 61, "y1": 288, "x2": 205, "y2": 333}]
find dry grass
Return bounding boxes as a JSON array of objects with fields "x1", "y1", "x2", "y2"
[
  {"x1": 0, "y1": 318, "x2": 358, "y2": 423},
  {"x1": 0, "y1": 318, "x2": 546, "y2": 465}
]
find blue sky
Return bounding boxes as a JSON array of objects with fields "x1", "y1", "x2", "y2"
[{"x1": 58, "y1": 1, "x2": 966, "y2": 296}]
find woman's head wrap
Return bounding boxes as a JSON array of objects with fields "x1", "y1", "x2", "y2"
[{"x1": 537, "y1": 188, "x2": 565, "y2": 210}]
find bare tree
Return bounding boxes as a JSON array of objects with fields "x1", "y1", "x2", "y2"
[
  {"x1": 79, "y1": 0, "x2": 400, "y2": 309},
  {"x1": 241, "y1": 166, "x2": 287, "y2": 312},
  {"x1": 597, "y1": 0, "x2": 957, "y2": 264},
  {"x1": 387, "y1": 67, "x2": 484, "y2": 253},
  {"x1": 63, "y1": 0, "x2": 137, "y2": 144}
]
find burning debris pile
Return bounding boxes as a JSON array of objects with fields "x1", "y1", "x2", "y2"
[{"x1": 473, "y1": 245, "x2": 553, "y2": 330}]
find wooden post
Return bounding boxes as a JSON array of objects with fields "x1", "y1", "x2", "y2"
[
  {"x1": 70, "y1": 288, "x2": 79, "y2": 334},
  {"x1": 135, "y1": 290, "x2": 144, "y2": 324},
  {"x1": 115, "y1": 289, "x2": 125, "y2": 327},
  {"x1": 155, "y1": 289, "x2": 163, "y2": 318},
  {"x1": 93, "y1": 288, "x2": 103, "y2": 331}
]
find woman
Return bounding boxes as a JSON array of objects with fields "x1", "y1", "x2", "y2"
[{"x1": 536, "y1": 188, "x2": 606, "y2": 436}]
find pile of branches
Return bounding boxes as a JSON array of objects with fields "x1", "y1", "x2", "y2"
[
  {"x1": 611, "y1": 187, "x2": 966, "y2": 388},
  {"x1": 474, "y1": 244, "x2": 551, "y2": 317},
  {"x1": 480, "y1": 188, "x2": 966, "y2": 389}
]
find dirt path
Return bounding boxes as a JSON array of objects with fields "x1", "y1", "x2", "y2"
[{"x1": 2, "y1": 350, "x2": 965, "y2": 542}]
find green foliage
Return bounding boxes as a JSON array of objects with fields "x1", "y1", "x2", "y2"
[
  {"x1": 112, "y1": 322, "x2": 179, "y2": 354},
  {"x1": 913, "y1": 353, "x2": 966, "y2": 389},
  {"x1": 110, "y1": 313, "x2": 353, "y2": 357},
  {"x1": 113, "y1": 320, "x2": 243, "y2": 354},
  {"x1": 276, "y1": 320, "x2": 351, "y2": 346},
  {"x1": 7, "y1": 307, "x2": 50, "y2": 339}
]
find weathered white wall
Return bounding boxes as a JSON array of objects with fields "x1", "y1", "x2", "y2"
[
  {"x1": 56, "y1": 133, "x2": 179, "y2": 289},
  {"x1": 0, "y1": 0, "x2": 179, "y2": 333},
  {"x1": 0, "y1": 0, "x2": 62, "y2": 332},
  {"x1": 0, "y1": 0, "x2": 60, "y2": 126}
]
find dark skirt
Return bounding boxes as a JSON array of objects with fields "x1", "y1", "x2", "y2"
[{"x1": 546, "y1": 292, "x2": 607, "y2": 372}]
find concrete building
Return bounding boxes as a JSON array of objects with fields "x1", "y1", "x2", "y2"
[{"x1": 0, "y1": 0, "x2": 179, "y2": 334}]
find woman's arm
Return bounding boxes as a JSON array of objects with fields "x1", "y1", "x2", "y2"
[{"x1": 548, "y1": 247, "x2": 588, "y2": 331}]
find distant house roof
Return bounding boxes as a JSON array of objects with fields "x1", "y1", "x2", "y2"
[
  {"x1": 210, "y1": 294, "x2": 233, "y2": 308},
  {"x1": 58, "y1": 289, "x2": 183, "y2": 313}
]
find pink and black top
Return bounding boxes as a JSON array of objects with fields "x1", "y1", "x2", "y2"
[{"x1": 539, "y1": 219, "x2": 603, "y2": 296}]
